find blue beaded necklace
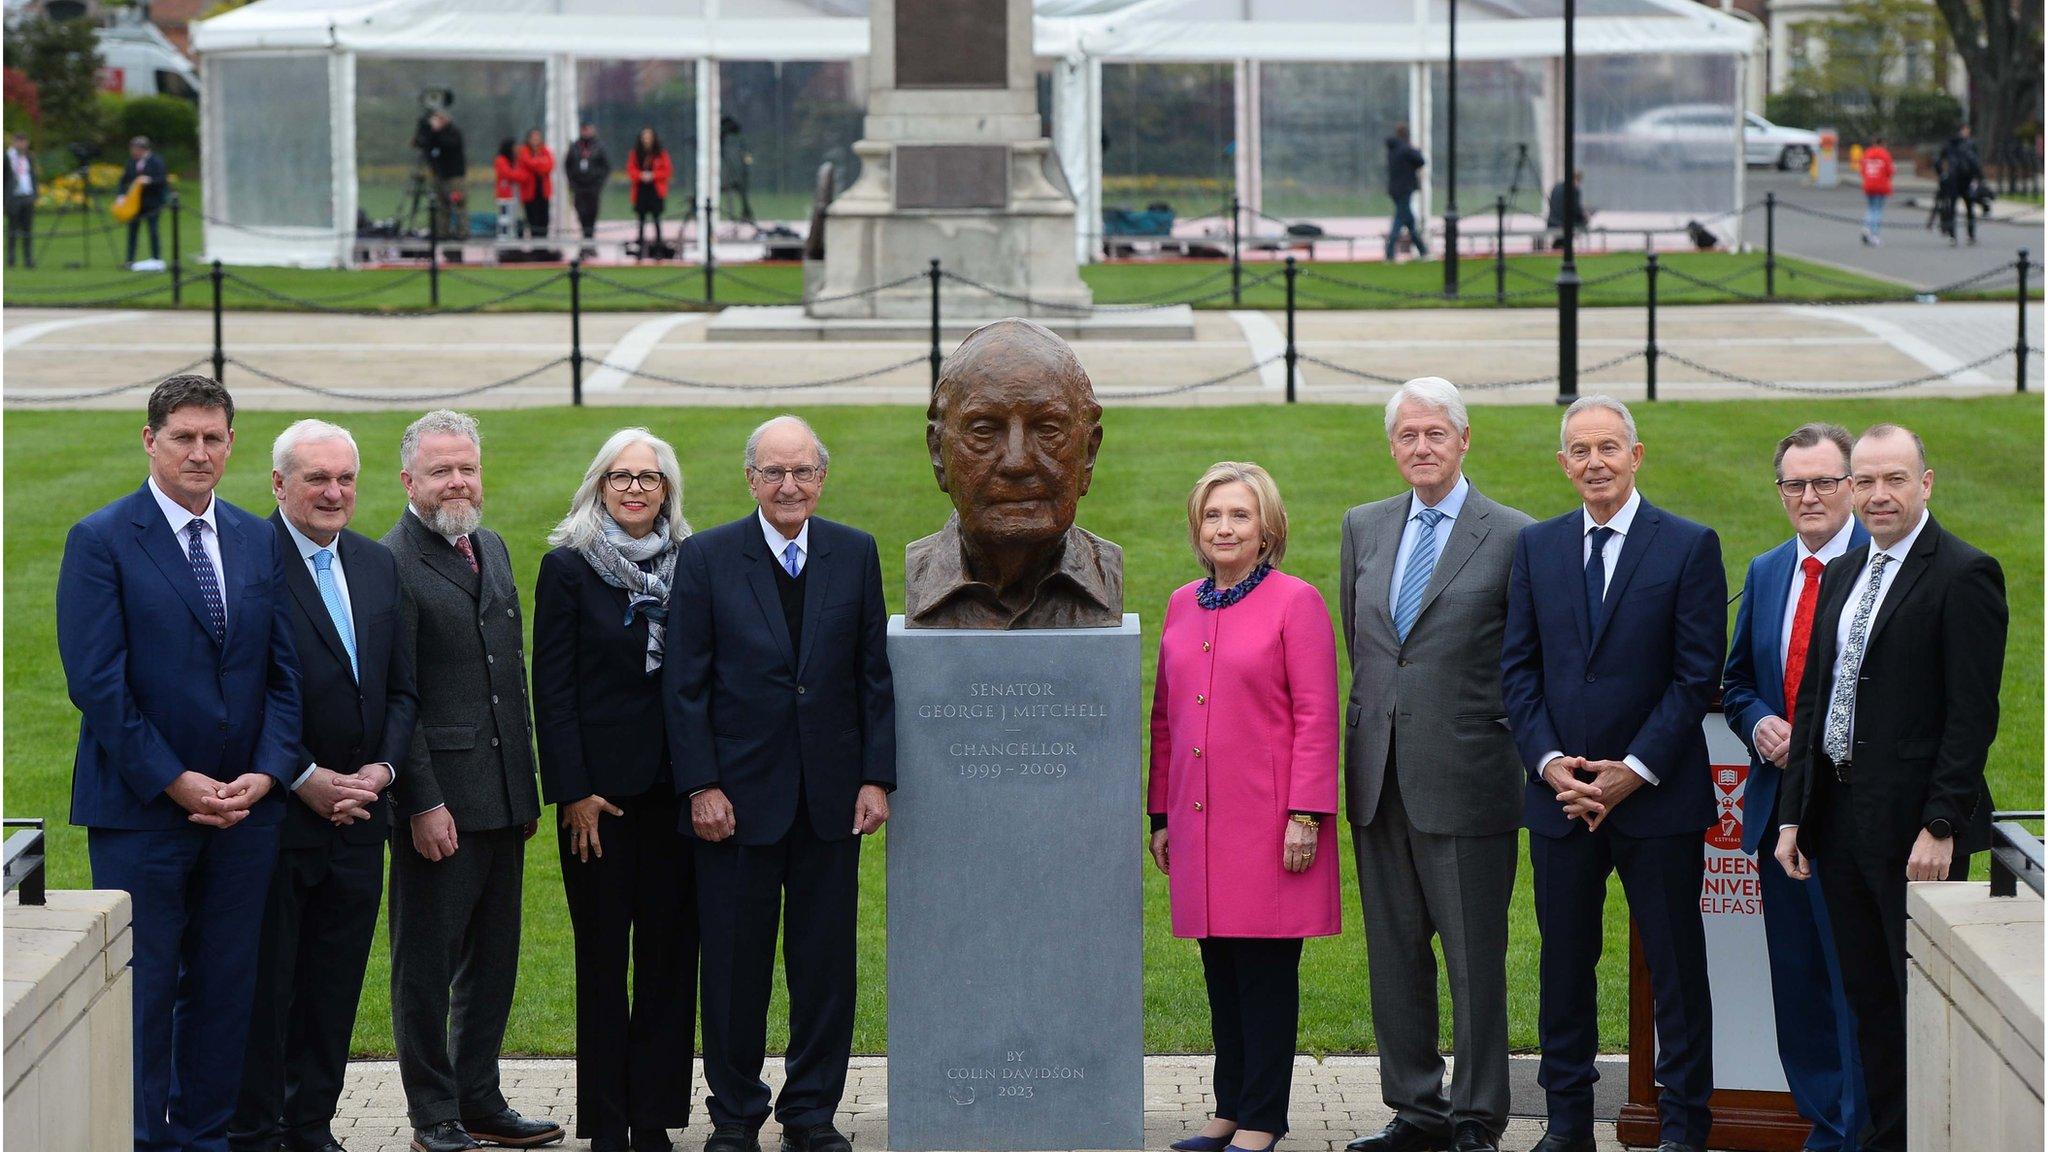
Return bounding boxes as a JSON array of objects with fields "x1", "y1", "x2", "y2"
[{"x1": 1195, "y1": 560, "x2": 1273, "y2": 610}]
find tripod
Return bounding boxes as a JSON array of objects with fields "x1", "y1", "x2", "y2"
[
  {"x1": 395, "y1": 163, "x2": 465, "y2": 240},
  {"x1": 1502, "y1": 143, "x2": 1537, "y2": 219},
  {"x1": 68, "y1": 163, "x2": 119, "y2": 269}
]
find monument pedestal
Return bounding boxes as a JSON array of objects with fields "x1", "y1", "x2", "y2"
[{"x1": 884, "y1": 616, "x2": 1142, "y2": 1152}]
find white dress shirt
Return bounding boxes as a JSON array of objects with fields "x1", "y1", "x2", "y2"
[
  {"x1": 147, "y1": 476, "x2": 226, "y2": 625},
  {"x1": 1752, "y1": 517, "x2": 1857, "y2": 751},
  {"x1": 1387, "y1": 474, "x2": 1469, "y2": 618},
  {"x1": 279, "y1": 516, "x2": 395, "y2": 793},
  {"x1": 1830, "y1": 508, "x2": 1929, "y2": 751},
  {"x1": 1542, "y1": 486, "x2": 1655, "y2": 785},
  {"x1": 7, "y1": 148, "x2": 32, "y2": 197},
  {"x1": 759, "y1": 511, "x2": 810, "y2": 575}
]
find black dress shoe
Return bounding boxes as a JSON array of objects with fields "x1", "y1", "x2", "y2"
[
  {"x1": 706, "y1": 1124, "x2": 764, "y2": 1152},
  {"x1": 460, "y1": 1109, "x2": 564, "y2": 1148},
  {"x1": 1525, "y1": 1132, "x2": 1595, "y2": 1152},
  {"x1": 590, "y1": 1139, "x2": 630, "y2": 1152},
  {"x1": 410, "y1": 1123, "x2": 480, "y2": 1152},
  {"x1": 1347, "y1": 1118, "x2": 1452, "y2": 1152},
  {"x1": 1452, "y1": 1122, "x2": 1500, "y2": 1152},
  {"x1": 780, "y1": 1124, "x2": 852, "y2": 1152},
  {"x1": 631, "y1": 1129, "x2": 675, "y2": 1152}
]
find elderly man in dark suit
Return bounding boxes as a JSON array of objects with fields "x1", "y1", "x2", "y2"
[
  {"x1": 59, "y1": 374, "x2": 302, "y2": 1152},
  {"x1": 664, "y1": 414, "x2": 896, "y2": 1152},
  {"x1": 1339, "y1": 378, "x2": 1532, "y2": 1152},
  {"x1": 1501, "y1": 396, "x2": 1725, "y2": 1152},
  {"x1": 383, "y1": 410, "x2": 561, "y2": 1152},
  {"x1": 230, "y1": 420, "x2": 418, "y2": 1152},
  {"x1": 1776, "y1": 424, "x2": 2005, "y2": 1152}
]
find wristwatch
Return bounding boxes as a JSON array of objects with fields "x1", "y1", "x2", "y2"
[
  {"x1": 1290, "y1": 813, "x2": 1320, "y2": 828},
  {"x1": 1925, "y1": 818, "x2": 1953, "y2": 840}
]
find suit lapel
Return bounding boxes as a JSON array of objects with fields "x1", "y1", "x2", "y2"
[
  {"x1": 130, "y1": 488, "x2": 223, "y2": 648},
  {"x1": 1867, "y1": 518, "x2": 1939, "y2": 647},
  {"x1": 1566, "y1": 517, "x2": 1593, "y2": 653},
  {"x1": 1755, "y1": 542, "x2": 1795, "y2": 712},
  {"x1": 796, "y1": 526, "x2": 835, "y2": 678},
  {"x1": 1359, "y1": 500, "x2": 1401, "y2": 639},
  {"x1": 405, "y1": 515, "x2": 481, "y2": 602},
  {"x1": 278, "y1": 516, "x2": 353, "y2": 676},
  {"x1": 744, "y1": 529, "x2": 798, "y2": 671},
  {"x1": 1590, "y1": 503, "x2": 1661, "y2": 654}
]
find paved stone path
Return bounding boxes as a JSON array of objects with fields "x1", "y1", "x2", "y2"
[
  {"x1": 329, "y1": 1056, "x2": 1638, "y2": 1152},
  {"x1": 4, "y1": 300, "x2": 2037, "y2": 409},
  {"x1": 1739, "y1": 168, "x2": 2044, "y2": 289}
]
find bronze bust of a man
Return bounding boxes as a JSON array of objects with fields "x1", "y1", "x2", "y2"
[{"x1": 905, "y1": 318, "x2": 1124, "y2": 629}]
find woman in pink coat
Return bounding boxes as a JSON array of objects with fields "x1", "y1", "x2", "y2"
[{"x1": 1149, "y1": 461, "x2": 1341, "y2": 1152}]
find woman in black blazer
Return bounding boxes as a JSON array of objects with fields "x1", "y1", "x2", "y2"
[{"x1": 534, "y1": 428, "x2": 695, "y2": 1152}]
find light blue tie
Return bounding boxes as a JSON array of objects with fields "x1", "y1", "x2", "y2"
[
  {"x1": 783, "y1": 540, "x2": 802, "y2": 578},
  {"x1": 1393, "y1": 507, "x2": 1444, "y2": 643},
  {"x1": 313, "y1": 548, "x2": 358, "y2": 678}
]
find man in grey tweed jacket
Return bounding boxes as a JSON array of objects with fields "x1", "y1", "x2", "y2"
[{"x1": 382, "y1": 410, "x2": 561, "y2": 1152}]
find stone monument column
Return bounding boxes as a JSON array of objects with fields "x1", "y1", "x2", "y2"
[{"x1": 809, "y1": 0, "x2": 1095, "y2": 319}]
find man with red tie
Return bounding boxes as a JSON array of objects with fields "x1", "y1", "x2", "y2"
[{"x1": 1720, "y1": 423, "x2": 1867, "y2": 1152}]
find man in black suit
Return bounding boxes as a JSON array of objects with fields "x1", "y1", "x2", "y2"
[
  {"x1": 232, "y1": 420, "x2": 417, "y2": 1152},
  {"x1": 1775, "y1": 423, "x2": 2006, "y2": 1152},
  {"x1": 384, "y1": 410, "x2": 561, "y2": 1152},
  {"x1": 119, "y1": 134, "x2": 170, "y2": 267},
  {"x1": 664, "y1": 414, "x2": 896, "y2": 1152}
]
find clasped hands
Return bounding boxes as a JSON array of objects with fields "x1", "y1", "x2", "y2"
[
  {"x1": 686, "y1": 784, "x2": 891, "y2": 844},
  {"x1": 165, "y1": 769, "x2": 278, "y2": 828},
  {"x1": 1543, "y1": 755, "x2": 1643, "y2": 830},
  {"x1": 297, "y1": 763, "x2": 393, "y2": 826}
]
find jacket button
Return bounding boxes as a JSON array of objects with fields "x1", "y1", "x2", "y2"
[
  {"x1": 491, "y1": 737, "x2": 500, "y2": 747},
  {"x1": 487, "y1": 655, "x2": 495, "y2": 664},
  {"x1": 1202, "y1": 641, "x2": 1211, "y2": 652},
  {"x1": 1398, "y1": 658, "x2": 1409, "y2": 668},
  {"x1": 491, "y1": 695, "x2": 499, "y2": 705},
  {"x1": 1193, "y1": 801, "x2": 1203, "y2": 811},
  {"x1": 506, "y1": 608, "x2": 515, "y2": 617},
  {"x1": 1193, "y1": 747, "x2": 1202, "y2": 758},
  {"x1": 797, "y1": 685, "x2": 807, "y2": 694},
  {"x1": 1196, "y1": 694, "x2": 1205, "y2": 705},
  {"x1": 1585, "y1": 674, "x2": 1596, "y2": 683}
]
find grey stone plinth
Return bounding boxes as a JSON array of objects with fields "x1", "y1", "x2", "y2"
[
  {"x1": 885, "y1": 615, "x2": 1144, "y2": 1152},
  {"x1": 704, "y1": 305, "x2": 1194, "y2": 343}
]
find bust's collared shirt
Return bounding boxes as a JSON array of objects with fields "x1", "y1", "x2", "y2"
[
  {"x1": 279, "y1": 515, "x2": 396, "y2": 793},
  {"x1": 149, "y1": 475, "x2": 226, "y2": 622},
  {"x1": 1542, "y1": 485, "x2": 1655, "y2": 786},
  {"x1": 1387, "y1": 473, "x2": 1470, "y2": 618},
  {"x1": 758, "y1": 510, "x2": 811, "y2": 574},
  {"x1": 1778, "y1": 516, "x2": 1858, "y2": 669},
  {"x1": 905, "y1": 513, "x2": 1122, "y2": 629},
  {"x1": 407, "y1": 503, "x2": 469, "y2": 550}
]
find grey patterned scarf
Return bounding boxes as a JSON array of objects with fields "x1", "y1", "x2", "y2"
[{"x1": 579, "y1": 512, "x2": 681, "y2": 674}]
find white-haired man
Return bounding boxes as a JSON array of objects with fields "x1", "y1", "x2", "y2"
[
  {"x1": 383, "y1": 410, "x2": 560, "y2": 1152},
  {"x1": 233, "y1": 420, "x2": 418, "y2": 1152},
  {"x1": 1338, "y1": 379, "x2": 1533, "y2": 1152}
]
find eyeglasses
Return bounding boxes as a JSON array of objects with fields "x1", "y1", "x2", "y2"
[
  {"x1": 1776, "y1": 475, "x2": 1848, "y2": 497},
  {"x1": 603, "y1": 470, "x2": 666, "y2": 493},
  {"x1": 750, "y1": 465, "x2": 822, "y2": 486}
]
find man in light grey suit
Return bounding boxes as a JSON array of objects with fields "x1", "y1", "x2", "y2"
[{"x1": 1339, "y1": 378, "x2": 1533, "y2": 1152}]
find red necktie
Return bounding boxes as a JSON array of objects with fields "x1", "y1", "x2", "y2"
[
  {"x1": 454, "y1": 534, "x2": 479, "y2": 574},
  {"x1": 1782, "y1": 555, "x2": 1825, "y2": 722}
]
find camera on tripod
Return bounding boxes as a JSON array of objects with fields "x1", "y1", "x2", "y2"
[
  {"x1": 389, "y1": 87, "x2": 468, "y2": 244},
  {"x1": 68, "y1": 141, "x2": 102, "y2": 170}
]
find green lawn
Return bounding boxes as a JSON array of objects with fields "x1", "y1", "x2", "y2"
[{"x1": 4, "y1": 398, "x2": 2040, "y2": 1057}]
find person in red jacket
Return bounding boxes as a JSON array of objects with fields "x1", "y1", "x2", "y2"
[
  {"x1": 493, "y1": 137, "x2": 535, "y2": 238},
  {"x1": 626, "y1": 127, "x2": 672, "y2": 261},
  {"x1": 1860, "y1": 136, "x2": 1894, "y2": 246},
  {"x1": 519, "y1": 128, "x2": 555, "y2": 239}
]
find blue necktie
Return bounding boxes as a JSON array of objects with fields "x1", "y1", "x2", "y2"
[
  {"x1": 1392, "y1": 507, "x2": 1444, "y2": 643},
  {"x1": 185, "y1": 520, "x2": 226, "y2": 644},
  {"x1": 783, "y1": 540, "x2": 802, "y2": 578},
  {"x1": 313, "y1": 548, "x2": 358, "y2": 678},
  {"x1": 1585, "y1": 525, "x2": 1615, "y2": 631}
]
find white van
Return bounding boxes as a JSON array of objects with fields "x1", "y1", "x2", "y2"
[{"x1": 94, "y1": 15, "x2": 198, "y2": 101}]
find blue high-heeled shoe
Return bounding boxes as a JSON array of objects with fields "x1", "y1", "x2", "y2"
[{"x1": 1170, "y1": 1136, "x2": 1233, "y2": 1152}]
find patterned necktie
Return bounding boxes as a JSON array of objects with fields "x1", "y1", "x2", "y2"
[
  {"x1": 185, "y1": 519, "x2": 226, "y2": 643},
  {"x1": 1782, "y1": 555, "x2": 1825, "y2": 723},
  {"x1": 1822, "y1": 552, "x2": 1892, "y2": 763},
  {"x1": 313, "y1": 548, "x2": 358, "y2": 678},
  {"x1": 453, "y1": 533, "x2": 479, "y2": 574},
  {"x1": 1585, "y1": 525, "x2": 1615, "y2": 630},
  {"x1": 1392, "y1": 507, "x2": 1444, "y2": 643},
  {"x1": 783, "y1": 540, "x2": 803, "y2": 578}
]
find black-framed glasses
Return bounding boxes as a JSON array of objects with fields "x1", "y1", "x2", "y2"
[
  {"x1": 603, "y1": 470, "x2": 666, "y2": 492},
  {"x1": 1776, "y1": 475, "x2": 1848, "y2": 498},
  {"x1": 750, "y1": 465, "x2": 822, "y2": 486}
]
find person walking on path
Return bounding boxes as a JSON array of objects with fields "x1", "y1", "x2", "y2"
[
  {"x1": 1384, "y1": 125, "x2": 1428, "y2": 263},
  {"x1": 1859, "y1": 137, "x2": 1893, "y2": 246},
  {"x1": 1936, "y1": 126, "x2": 1983, "y2": 246}
]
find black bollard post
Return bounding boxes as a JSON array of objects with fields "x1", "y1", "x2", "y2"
[
  {"x1": 570, "y1": 258, "x2": 585, "y2": 406},
  {"x1": 210, "y1": 260, "x2": 225, "y2": 383},
  {"x1": 1494, "y1": 195, "x2": 1507, "y2": 305},
  {"x1": 1283, "y1": 256, "x2": 1298, "y2": 404},
  {"x1": 929, "y1": 258, "x2": 943, "y2": 394},
  {"x1": 428, "y1": 227, "x2": 441, "y2": 308},
  {"x1": 169, "y1": 194, "x2": 183, "y2": 306},
  {"x1": 1764, "y1": 191, "x2": 1777, "y2": 299},
  {"x1": 1644, "y1": 253, "x2": 1659, "y2": 402},
  {"x1": 703, "y1": 197, "x2": 717, "y2": 304},
  {"x1": 2018, "y1": 248, "x2": 2031, "y2": 394},
  {"x1": 1230, "y1": 193, "x2": 1243, "y2": 307}
]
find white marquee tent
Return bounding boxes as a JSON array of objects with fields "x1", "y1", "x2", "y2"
[{"x1": 193, "y1": 0, "x2": 1760, "y2": 266}]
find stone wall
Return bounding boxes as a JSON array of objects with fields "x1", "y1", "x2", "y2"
[
  {"x1": 1906, "y1": 880, "x2": 2043, "y2": 1151},
  {"x1": 4, "y1": 889, "x2": 134, "y2": 1152}
]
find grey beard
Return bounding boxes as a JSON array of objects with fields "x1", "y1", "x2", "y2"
[{"x1": 425, "y1": 499, "x2": 482, "y2": 538}]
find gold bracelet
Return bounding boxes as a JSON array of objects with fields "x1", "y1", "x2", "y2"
[{"x1": 1290, "y1": 813, "x2": 1319, "y2": 828}]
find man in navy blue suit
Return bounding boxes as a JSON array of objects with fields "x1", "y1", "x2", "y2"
[
  {"x1": 664, "y1": 414, "x2": 896, "y2": 1152},
  {"x1": 1501, "y1": 396, "x2": 1725, "y2": 1152},
  {"x1": 59, "y1": 374, "x2": 302, "y2": 1152},
  {"x1": 1720, "y1": 423, "x2": 1867, "y2": 1152}
]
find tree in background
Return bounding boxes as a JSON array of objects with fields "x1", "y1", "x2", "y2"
[
  {"x1": 3, "y1": 17, "x2": 103, "y2": 153},
  {"x1": 1931, "y1": 0, "x2": 2044, "y2": 156},
  {"x1": 1780, "y1": 0, "x2": 1953, "y2": 142}
]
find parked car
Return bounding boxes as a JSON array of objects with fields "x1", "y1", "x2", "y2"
[
  {"x1": 1743, "y1": 111, "x2": 1820, "y2": 170},
  {"x1": 1584, "y1": 105, "x2": 1822, "y2": 171}
]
